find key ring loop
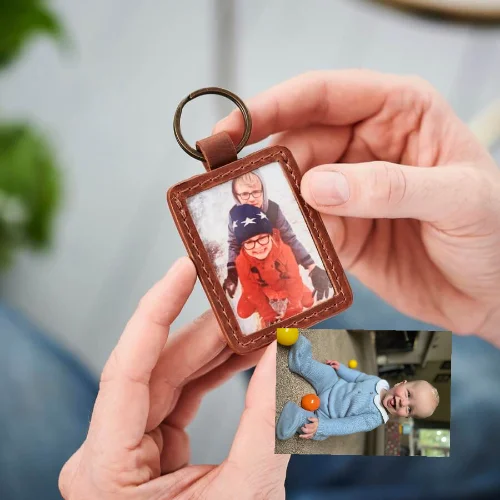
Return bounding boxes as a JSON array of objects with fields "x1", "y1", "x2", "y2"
[{"x1": 173, "y1": 87, "x2": 252, "y2": 161}]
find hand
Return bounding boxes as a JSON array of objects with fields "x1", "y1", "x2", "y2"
[
  {"x1": 325, "y1": 360, "x2": 340, "y2": 370},
  {"x1": 215, "y1": 70, "x2": 500, "y2": 346},
  {"x1": 309, "y1": 265, "x2": 333, "y2": 300},
  {"x1": 223, "y1": 267, "x2": 238, "y2": 298},
  {"x1": 59, "y1": 257, "x2": 289, "y2": 500},
  {"x1": 299, "y1": 417, "x2": 318, "y2": 439}
]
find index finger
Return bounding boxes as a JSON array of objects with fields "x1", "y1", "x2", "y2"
[
  {"x1": 227, "y1": 342, "x2": 290, "y2": 476},
  {"x1": 213, "y1": 69, "x2": 392, "y2": 145},
  {"x1": 87, "y1": 257, "x2": 197, "y2": 452}
]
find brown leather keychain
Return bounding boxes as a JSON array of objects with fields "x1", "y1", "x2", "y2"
[{"x1": 168, "y1": 87, "x2": 353, "y2": 354}]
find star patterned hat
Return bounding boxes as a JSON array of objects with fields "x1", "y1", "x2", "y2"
[{"x1": 229, "y1": 203, "x2": 273, "y2": 245}]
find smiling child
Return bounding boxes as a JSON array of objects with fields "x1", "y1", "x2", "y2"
[
  {"x1": 223, "y1": 170, "x2": 332, "y2": 301},
  {"x1": 276, "y1": 335, "x2": 440, "y2": 441}
]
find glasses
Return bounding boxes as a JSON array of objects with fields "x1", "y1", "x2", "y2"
[
  {"x1": 236, "y1": 189, "x2": 263, "y2": 200},
  {"x1": 243, "y1": 234, "x2": 270, "y2": 250}
]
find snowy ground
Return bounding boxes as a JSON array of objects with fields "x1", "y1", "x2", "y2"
[{"x1": 187, "y1": 162, "x2": 331, "y2": 335}]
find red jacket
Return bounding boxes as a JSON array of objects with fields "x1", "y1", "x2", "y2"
[{"x1": 236, "y1": 229, "x2": 306, "y2": 322}]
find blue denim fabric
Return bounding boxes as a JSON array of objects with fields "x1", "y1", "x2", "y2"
[
  {"x1": 0, "y1": 302, "x2": 98, "y2": 500},
  {"x1": 2, "y1": 272, "x2": 500, "y2": 500},
  {"x1": 286, "y1": 275, "x2": 500, "y2": 499}
]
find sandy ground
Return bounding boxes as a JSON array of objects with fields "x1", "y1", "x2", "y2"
[{"x1": 275, "y1": 329, "x2": 377, "y2": 455}]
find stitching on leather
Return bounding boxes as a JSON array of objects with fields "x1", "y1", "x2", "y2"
[{"x1": 172, "y1": 149, "x2": 347, "y2": 347}]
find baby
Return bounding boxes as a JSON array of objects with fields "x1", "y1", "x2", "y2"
[
  {"x1": 223, "y1": 170, "x2": 332, "y2": 300},
  {"x1": 276, "y1": 335, "x2": 440, "y2": 441},
  {"x1": 231, "y1": 204, "x2": 314, "y2": 327}
]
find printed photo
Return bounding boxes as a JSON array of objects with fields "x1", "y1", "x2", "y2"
[
  {"x1": 186, "y1": 163, "x2": 334, "y2": 335},
  {"x1": 275, "y1": 329, "x2": 451, "y2": 457}
]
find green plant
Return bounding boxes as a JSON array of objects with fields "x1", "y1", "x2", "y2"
[{"x1": 0, "y1": 0, "x2": 63, "y2": 269}]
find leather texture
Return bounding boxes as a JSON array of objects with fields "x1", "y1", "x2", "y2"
[
  {"x1": 167, "y1": 145, "x2": 353, "y2": 354},
  {"x1": 196, "y1": 131, "x2": 238, "y2": 171}
]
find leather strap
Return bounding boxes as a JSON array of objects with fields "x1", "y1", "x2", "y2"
[{"x1": 196, "y1": 131, "x2": 237, "y2": 171}]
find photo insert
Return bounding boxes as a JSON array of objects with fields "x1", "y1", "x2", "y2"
[
  {"x1": 187, "y1": 163, "x2": 334, "y2": 335},
  {"x1": 275, "y1": 329, "x2": 451, "y2": 457}
]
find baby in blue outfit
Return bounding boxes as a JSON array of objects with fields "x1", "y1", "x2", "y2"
[{"x1": 276, "y1": 335, "x2": 440, "y2": 441}]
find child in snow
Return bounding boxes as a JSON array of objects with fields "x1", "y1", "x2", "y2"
[
  {"x1": 223, "y1": 170, "x2": 332, "y2": 301},
  {"x1": 276, "y1": 335, "x2": 440, "y2": 441},
  {"x1": 231, "y1": 203, "x2": 315, "y2": 327}
]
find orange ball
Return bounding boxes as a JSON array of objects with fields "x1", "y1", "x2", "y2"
[{"x1": 301, "y1": 393, "x2": 320, "y2": 411}]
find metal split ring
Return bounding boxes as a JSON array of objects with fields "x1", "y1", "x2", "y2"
[{"x1": 173, "y1": 87, "x2": 252, "y2": 161}]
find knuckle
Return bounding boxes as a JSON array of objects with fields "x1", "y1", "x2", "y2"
[
  {"x1": 137, "y1": 294, "x2": 172, "y2": 330},
  {"x1": 402, "y1": 74, "x2": 435, "y2": 92},
  {"x1": 401, "y1": 74, "x2": 439, "y2": 105},
  {"x1": 389, "y1": 75, "x2": 436, "y2": 116},
  {"x1": 370, "y1": 162, "x2": 408, "y2": 206}
]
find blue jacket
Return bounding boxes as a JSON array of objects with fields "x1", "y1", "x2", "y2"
[{"x1": 315, "y1": 365, "x2": 389, "y2": 440}]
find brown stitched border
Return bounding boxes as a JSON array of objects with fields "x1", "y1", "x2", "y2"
[{"x1": 167, "y1": 146, "x2": 353, "y2": 354}]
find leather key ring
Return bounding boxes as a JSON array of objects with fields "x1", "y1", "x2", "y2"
[{"x1": 168, "y1": 87, "x2": 353, "y2": 354}]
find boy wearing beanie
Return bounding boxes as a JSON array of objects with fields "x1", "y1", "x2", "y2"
[
  {"x1": 231, "y1": 204, "x2": 314, "y2": 328},
  {"x1": 223, "y1": 170, "x2": 332, "y2": 301}
]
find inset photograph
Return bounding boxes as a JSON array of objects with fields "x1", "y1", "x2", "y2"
[
  {"x1": 186, "y1": 163, "x2": 334, "y2": 335},
  {"x1": 275, "y1": 329, "x2": 451, "y2": 456}
]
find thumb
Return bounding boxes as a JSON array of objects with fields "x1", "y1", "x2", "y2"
[
  {"x1": 225, "y1": 341, "x2": 289, "y2": 492},
  {"x1": 301, "y1": 162, "x2": 486, "y2": 224}
]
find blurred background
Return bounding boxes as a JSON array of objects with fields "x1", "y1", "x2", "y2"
[
  {"x1": 375, "y1": 330, "x2": 451, "y2": 457},
  {"x1": 1, "y1": 1, "x2": 500, "y2": 499}
]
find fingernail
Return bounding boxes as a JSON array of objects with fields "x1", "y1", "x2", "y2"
[{"x1": 308, "y1": 171, "x2": 350, "y2": 206}]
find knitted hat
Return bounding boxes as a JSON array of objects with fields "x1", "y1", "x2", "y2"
[{"x1": 230, "y1": 203, "x2": 273, "y2": 245}]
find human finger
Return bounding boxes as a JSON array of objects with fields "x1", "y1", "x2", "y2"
[
  {"x1": 226, "y1": 342, "x2": 289, "y2": 481},
  {"x1": 299, "y1": 433, "x2": 314, "y2": 439},
  {"x1": 158, "y1": 348, "x2": 265, "y2": 473},
  {"x1": 301, "y1": 161, "x2": 498, "y2": 227},
  {"x1": 301, "y1": 424, "x2": 315, "y2": 434},
  {"x1": 87, "y1": 257, "x2": 197, "y2": 453},
  {"x1": 213, "y1": 69, "x2": 395, "y2": 145},
  {"x1": 147, "y1": 310, "x2": 228, "y2": 430},
  {"x1": 270, "y1": 124, "x2": 352, "y2": 174},
  {"x1": 59, "y1": 446, "x2": 84, "y2": 499}
]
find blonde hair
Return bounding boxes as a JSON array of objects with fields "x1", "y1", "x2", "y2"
[
  {"x1": 430, "y1": 385, "x2": 440, "y2": 406},
  {"x1": 421, "y1": 381, "x2": 440, "y2": 419},
  {"x1": 233, "y1": 172, "x2": 262, "y2": 190},
  {"x1": 404, "y1": 380, "x2": 440, "y2": 419}
]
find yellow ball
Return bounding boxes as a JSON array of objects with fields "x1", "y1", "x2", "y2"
[
  {"x1": 276, "y1": 328, "x2": 299, "y2": 346},
  {"x1": 348, "y1": 359, "x2": 358, "y2": 369}
]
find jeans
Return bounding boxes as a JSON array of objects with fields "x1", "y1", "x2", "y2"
[
  {"x1": 286, "y1": 276, "x2": 500, "y2": 499},
  {"x1": 0, "y1": 302, "x2": 98, "y2": 500},
  {"x1": 1, "y1": 273, "x2": 500, "y2": 499}
]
